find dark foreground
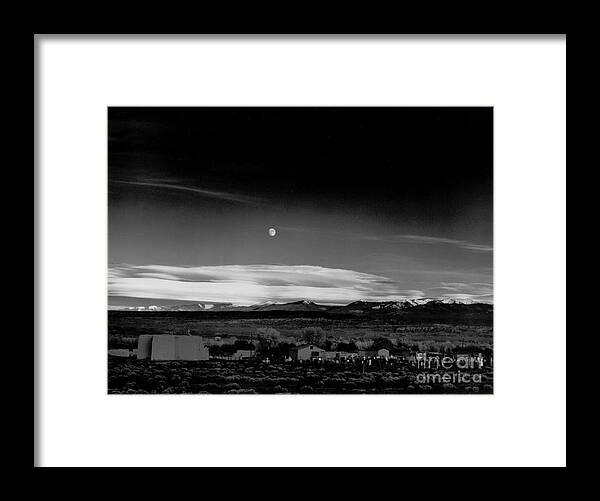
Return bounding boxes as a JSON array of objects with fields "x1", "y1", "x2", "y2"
[
  {"x1": 108, "y1": 358, "x2": 493, "y2": 395},
  {"x1": 108, "y1": 309, "x2": 493, "y2": 394}
]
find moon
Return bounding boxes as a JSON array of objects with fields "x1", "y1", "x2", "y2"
[{"x1": 268, "y1": 227, "x2": 277, "y2": 237}]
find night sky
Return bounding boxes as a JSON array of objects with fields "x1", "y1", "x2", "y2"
[{"x1": 108, "y1": 107, "x2": 493, "y2": 306}]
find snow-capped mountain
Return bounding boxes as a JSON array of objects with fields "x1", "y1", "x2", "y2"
[{"x1": 109, "y1": 298, "x2": 491, "y2": 313}]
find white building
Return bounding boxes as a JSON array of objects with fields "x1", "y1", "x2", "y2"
[
  {"x1": 358, "y1": 348, "x2": 390, "y2": 359},
  {"x1": 289, "y1": 344, "x2": 326, "y2": 361},
  {"x1": 108, "y1": 348, "x2": 134, "y2": 358},
  {"x1": 231, "y1": 349, "x2": 255, "y2": 360},
  {"x1": 136, "y1": 335, "x2": 153, "y2": 359},
  {"x1": 335, "y1": 351, "x2": 358, "y2": 360},
  {"x1": 136, "y1": 335, "x2": 209, "y2": 361}
]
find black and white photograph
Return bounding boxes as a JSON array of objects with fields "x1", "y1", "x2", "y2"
[{"x1": 108, "y1": 107, "x2": 493, "y2": 394}]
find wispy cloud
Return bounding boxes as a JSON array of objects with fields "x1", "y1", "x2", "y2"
[
  {"x1": 428, "y1": 281, "x2": 493, "y2": 302},
  {"x1": 108, "y1": 264, "x2": 425, "y2": 305},
  {"x1": 374, "y1": 234, "x2": 493, "y2": 252},
  {"x1": 111, "y1": 180, "x2": 265, "y2": 206},
  {"x1": 277, "y1": 227, "x2": 492, "y2": 253}
]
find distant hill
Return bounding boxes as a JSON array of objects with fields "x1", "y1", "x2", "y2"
[
  {"x1": 109, "y1": 298, "x2": 492, "y2": 318},
  {"x1": 250, "y1": 300, "x2": 330, "y2": 312}
]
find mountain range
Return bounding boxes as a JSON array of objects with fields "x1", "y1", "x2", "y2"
[{"x1": 109, "y1": 298, "x2": 492, "y2": 314}]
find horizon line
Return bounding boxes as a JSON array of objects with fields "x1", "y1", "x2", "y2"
[{"x1": 108, "y1": 296, "x2": 494, "y2": 308}]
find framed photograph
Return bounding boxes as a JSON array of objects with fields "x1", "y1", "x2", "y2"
[{"x1": 35, "y1": 35, "x2": 566, "y2": 467}]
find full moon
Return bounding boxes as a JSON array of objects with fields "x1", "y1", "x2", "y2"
[{"x1": 268, "y1": 227, "x2": 277, "y2": 237}]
